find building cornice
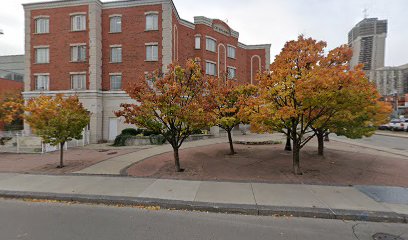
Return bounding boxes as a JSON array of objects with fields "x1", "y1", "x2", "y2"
[
  {"x1": 237, "y1": 42, "x2": 271, "y2": 50},
  {"x1": 194, "y1": 16, "x2": 239, "y2": 38},
  {"x1": 23, "y1": 0, "x2": 102, "y2": 10},
  {"x1": 22, "y1": 90, "x2": 131, "y2": 98}
]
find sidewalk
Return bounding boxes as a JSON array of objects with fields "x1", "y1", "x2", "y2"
[{"x1": 0, "y1": 172, "x2": 407, "y2": 223}]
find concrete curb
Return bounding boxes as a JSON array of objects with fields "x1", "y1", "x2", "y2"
[
  {"x1": 331, "y1": 138, "x2": 408, "y2": 158},
  {"x1": 375, "y1": 132, "x2": 408, "y2": 139},
  {"x1": 1, "y1": 190, "x2": 406, "y2": 224}
]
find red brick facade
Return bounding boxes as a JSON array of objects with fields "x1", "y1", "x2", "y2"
[
  {"x1": 30, "y1": 5, "x2": 90, "y2": 91},
  {"x1": 25, "y1": 0, "x2": 270, "y2": 92},
  {"x1": 23, "y1": 0, "x2": 271, "y2": 143},
  {"x1": 0, "y1": 78, "x2": 23, "y2": 95}
]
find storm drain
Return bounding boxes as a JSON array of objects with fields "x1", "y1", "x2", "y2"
[{"x1": 372, "y1": 233, "x2": 405, "y2": 240}]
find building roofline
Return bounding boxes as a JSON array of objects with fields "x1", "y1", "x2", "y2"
[
  {"x1": 238, "y1": 42, "x2": 271, "y2": 50},
  {"x1": 22, "y1": 0, "x2": 272, "y2": 48},
  {"x1": 0, "y1": 54, "x2": 25, "y2": 58}
]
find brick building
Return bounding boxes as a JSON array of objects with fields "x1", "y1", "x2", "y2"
[
  {"x1": 22, "y1": 0, "x2": 271, "y2": 143},
  {"x1": 0, "y1": 78, "x2": 24, "y2": 95}
]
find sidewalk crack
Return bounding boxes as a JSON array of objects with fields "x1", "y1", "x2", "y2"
[{"x1": 249, "y1": 183, "x2": 259, "y2": 215}]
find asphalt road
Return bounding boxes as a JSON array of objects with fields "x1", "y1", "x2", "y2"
[
  {"x1": 0, "y1": 199, "x2": 407, "y2": 240},
  {"x1": 335, "y1": 133, "x2": 408, "y2": 152}
]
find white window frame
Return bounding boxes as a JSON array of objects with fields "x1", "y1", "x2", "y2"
[
  {"x1": 110, "y1": 74, "x2": 122, "y2": 91},
  {"x1": 145, "y1": 13, "x2": 158, "y2": 31},
  {"x1": 109, "y1": 15, "x2": 122, "y2": 33},
  {"x1": 34, "y1": 17, "x2": 49, "y2": 34},
  {"x1": 146, "y1": 43, "x2": 159, "y2": 61},
  {"x1": 71, "y1": 44, "x2": 87, "y2": 62},
  {"x1": 35, "y1": 47, "x2": 49, "y2": 64},
  {"x1": 206, "y1": 37, "x2": 216, "y2": 52},
  {"x1": 34, "y1": 74, "x2": 49, "y2": 91},
  {"x1": 70, "y1": 73, "x2": 86, "y2": 90},
  {"x1": 195, "y1": 36, "x2": 201, "y2": 50},
  {"x1": 227, "y1": 66, "x2": 236, "y2": 79},
  {"x1": 206, "y1": 61, "x2": 217, "y2": 76},
  {"x1": 110, "y1": 46, "x2": 122, "y2": 63},
  {"x1": 71, "y1": 14, "x2": 86, "y2": 31},
  {"x1": 227, "y1": 45, "x2": 236, "y2": 59}
]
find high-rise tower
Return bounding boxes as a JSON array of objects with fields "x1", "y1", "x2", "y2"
[{"x1": 348, "y1": 18, "x2": 387, "y2": 71}]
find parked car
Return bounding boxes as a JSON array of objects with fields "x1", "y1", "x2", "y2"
[
  {"x1": 401, "y1": 119, "x2": 408, "y2": 132},
  {"x1": 378, "y1": 123, "x2": 390, "y2": 130},
  {"x1": 389, "y1": 119, "x2": 406, "y2": 131}
]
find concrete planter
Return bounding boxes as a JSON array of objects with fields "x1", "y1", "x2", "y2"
[
  {"x1": 124, "y1": 136, "x2": 152, "y2": 146},
  {"x1": 123, "y1": 134, "x2": 214, "y2": 146}
]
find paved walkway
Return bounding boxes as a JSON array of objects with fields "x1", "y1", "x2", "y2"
[
  {"x1": 76, "y1": 134, "x2": 284, "y2": 175},
  {"x1": 0, "y1": 173, "x2": 407, "y2": 222}
]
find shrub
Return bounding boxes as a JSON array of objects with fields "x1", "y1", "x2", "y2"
[
  {"x1": 149, "y1": 134, "x2": 166, "y2": 145},
  {"x1": 113, "y1": 134, "x2": 134, "y2": 146},
  {"x1": 141, "y1": 129, "x2": 161, "y2": 136},
  {"x1": 121, "y1": 128, "x2": 142, "y2": 136},
  {"x1": 191, "y1": 129, "x2": 203, "y2": 135}
]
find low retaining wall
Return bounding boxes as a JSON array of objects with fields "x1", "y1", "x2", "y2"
[{"x1": 123, "y1": 134, "x2": 214, "y2": 146}]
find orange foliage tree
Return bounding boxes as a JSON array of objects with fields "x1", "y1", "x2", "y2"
[
  {"x1": 0, "y1": 92, "x2": 24, "y2": 130},
  {"x1": 25, "y1": 95, "x2": 90, "y2": 168},
  {"x1": 116, "y1": 59, "x2": 213, "y2": 172},
  {"x1": 208, "y1": 78, "x2": 257, "y2": 155},
  {"x1": 309, "y1": 46, "x2": 392, "y2": 155},
  {"x1": 249, "y1": 35, "x2": 390, "y2": 174}
]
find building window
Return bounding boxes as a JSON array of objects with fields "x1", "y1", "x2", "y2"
[
  {"x1": 71, "y1": 74, "x2": 86, "y2": 90},
  {"x1": 71, "y1": 15, "x2": 86, "y2": 31},
  {"x1": 146, "y1": 44, "x2": 158, "y2": 61},
  {"x1": 227, "y1": 46, "x2": 236, "y2": 59},
  {"x1": 206, "y1": 61, "x2": 217, "y2": 76},
  {"x1": 206, "y1": 37, "x2": 216, "y2": 52},
  {"x1": 110, "y1": 74, "x2": 122, "y2": 90},
  {"x1": 110, "y1": 47, "x2": 122, "y2": 63},
  {"x1": 35, "y1": 75, "x2": 49, "y2": 91},
  {"x1": 195, "y1": 36, "x2": 201, "y2": 49},
  {"x1": 35, "y1": 18, "x2": 49, "y2": 34},
  {"x1": 228, "y1": 67, "x2": 236, "y2": 79},
  {"x1": 145, "y1": 14, "x2": 158, "y2": 31},
  {"x1": 110, "y1": 16, "x2": 122, "y2": 33},
  {"x1": 71, "y1": 45, "x2": 86, "y2": 62},
  {"x1": 35, "y1": 47, "x2": 49, "y2": 64}
]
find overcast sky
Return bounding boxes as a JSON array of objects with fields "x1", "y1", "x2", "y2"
[{"x1": 0, "y1": 0, "x2": 407, "y2": 66}]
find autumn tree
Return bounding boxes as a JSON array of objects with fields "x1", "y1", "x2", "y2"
[
  {"x1": 208, "y1": 78, "x2": 257, "y2": 154},
  {"x1": 0, "y1": 91, "x2": 24, "y2": 130},
  {"x1": 252, "y1": 35, "x2": 368, "y2": 175},
  {"x1": 302, "y1": 45, "x2": 393, "y2": 155},
  {"x1": 25, "y1": 94, "x2": 90, "y2": 168},
  {"x1": 116, "y1": 59, "x2": 213, "y2": 172}
]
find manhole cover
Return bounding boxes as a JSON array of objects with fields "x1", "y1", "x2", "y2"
[{"x1": 372, "y1": 233, "x2": 405, "y2": 240}]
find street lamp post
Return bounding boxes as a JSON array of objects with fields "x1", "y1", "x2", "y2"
[{"x1": 393, "y1": 90, "x2": 399, "y2": 117}]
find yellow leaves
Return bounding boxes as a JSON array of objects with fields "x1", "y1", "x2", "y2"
[
  {"x1": 0, "y1": 92, "x2": 24, "y2": 125},
  {"x1": 25, "y1": 94, "x2": 90, "y2": 145}
]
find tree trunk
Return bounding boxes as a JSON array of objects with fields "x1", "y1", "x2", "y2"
[
  {"x1": 291, "y1": 125, "x2": 301, "y2": 175},
  {"x1": 285, "y1": 134, "x2": 292, "y2": 151},
  {"x1": 173, "y1": 147, "x2": 181, "y2": 172},
  {"x1": 317, "y1": 132, "x2": 324, "y2": 156},
  {"x1": 292, "y1": 142, "x2": 301, "y2": 175},
  {"x1": 227, "y1": 129, "x2": 236, "y2": 155},
  {"x1": 59, "y1": 142, "x2": 65, "y2": 168}
]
